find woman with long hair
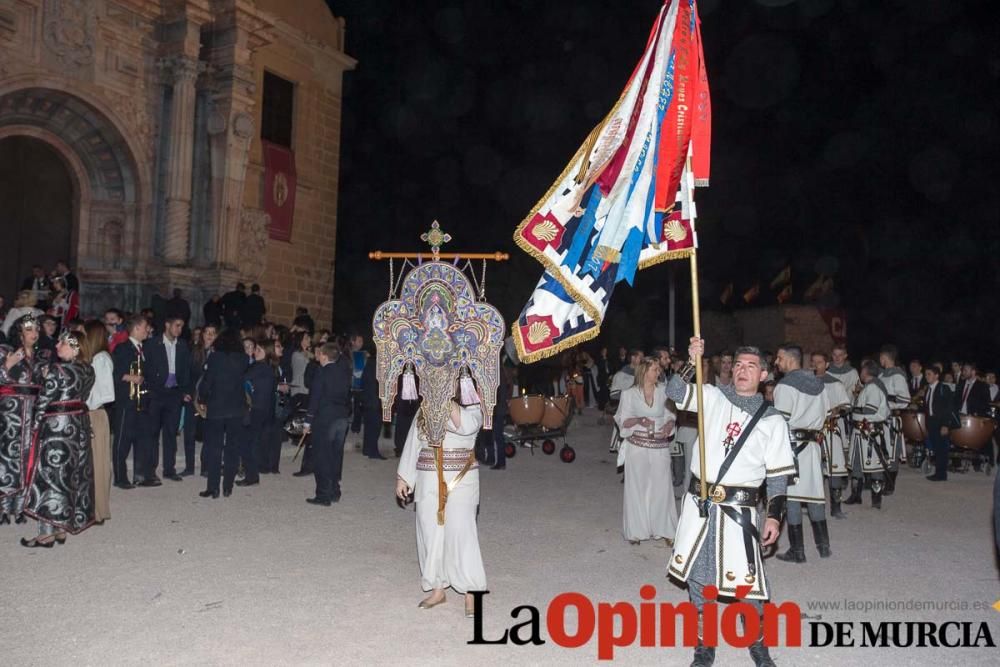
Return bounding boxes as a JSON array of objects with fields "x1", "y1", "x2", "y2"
[
  {"x1": 0, "y1": 315, "x2": 48, "y2": 524},
  {"x1": 289, "y1": 331, "x2": 313, "y2": 402},
  {"x1": 20, "y1": 331, "x2": 95, "y2": 547},
  {"x1": 614, "y1": 357, "x2": 678, "y2": 546},
  {"x1": 80, "y1": 320, "x2": 114, "y2": 522},
  {"x1": 237, "y1": 339, "x2": 278, "y2": 487},
  {"x1": 184, "y1": 324, "x2": 217, "y2": 477},
  {"x1": 259, "y1": 338, "x2": 290, "y2": 474},
  {"x1": 198, "y1": 328, "x2": 251, "y2": 498}
]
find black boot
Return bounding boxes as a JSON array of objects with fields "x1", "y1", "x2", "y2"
[
  {"x1": 776, "y1": 523, "x2": 806, "y2": 563},
  {"x1": 748, "y1": 638, "x2": 777, "y2": 667},
  {"x1": 811, "y1": 519, "x2": 831, "y2": 558},
  {"x1": 690, "y1": 643, "x2": 715, "y2": 666},
  {"x1": 883, "y1": 469, "x2": 897, "y2": 496},
  {"x1": 830, "y1": 487, "x2": 847, "y2": 519},
  {"x1": 843, "y1": 477, "x2": 863, "y2": 505},
  {"x1": 871, "y1": 478, "x2": 883, "y2": 509}
]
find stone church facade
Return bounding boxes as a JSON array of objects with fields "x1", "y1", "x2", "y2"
[{"x1": 0, "y1": 0, "x2": 354, "y2": 326}]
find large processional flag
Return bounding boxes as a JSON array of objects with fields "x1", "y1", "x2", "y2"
[{"x1": 512, "y1": 0, "x2": 711, "y2": 363}]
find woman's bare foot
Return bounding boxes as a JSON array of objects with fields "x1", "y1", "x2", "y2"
[
  {"x1": 418, "y1": 589, "x2": 446, "y2": 609},
  {"x1": 465, "y1": 593, "x2": 476, "y2": 618}
]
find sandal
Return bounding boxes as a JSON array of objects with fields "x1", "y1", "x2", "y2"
[
  {"x1": 54, "y1": 533, "x2": 68, "y2": 545},
  {"x1": 20, "y1": 536, "x2": 56, "y2": 549},
  {"x1": 418, "y1": 593, "x2": 446, "y2": 609}
]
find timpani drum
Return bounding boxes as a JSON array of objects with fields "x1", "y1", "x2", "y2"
[
  {"x1": 899, "y1": 410, "x2": 927, "y2": 443},
  {"x1": 949, "y1": 415, "x2": 995, "y2": 450},
  {"x1": 508, "y1": 394, "x2": 546, "y2": 426},
  {"x1": 540, "y1": 395, "x2": 571, "y2": 430}
]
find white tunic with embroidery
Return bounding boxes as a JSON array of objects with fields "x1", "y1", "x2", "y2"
[
  {"x1": 614, "y1": 385, "x2": 678, "y2": 542},
  {"x1": 820, "y1": 374, "x2": 851, "y2": 478},
  {"x1": 774, "y1": 370, "x2": 830, "y2": 504},
  {"x1": 397, "y1": 405, "x2": 486, "y2": 593},
  {"x1": 666, "y1": 381, "x2": 794, "y2": 601},
  {"x1": 879, "y1": 367, "x2": 911, "y2": 467},
  {"x1": 848, "y1": 382, "x2": 891, "y2": 474}
]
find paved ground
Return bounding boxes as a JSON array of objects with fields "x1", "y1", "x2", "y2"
[{"x1": 3, "y1": 408, "x2": 999, "y2": 665}]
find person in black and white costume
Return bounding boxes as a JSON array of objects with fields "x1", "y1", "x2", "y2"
[
  {"x1": 666, "y1": 337, "x2": 794, "y2": 667},
  {"x1": 827, "y1": 343, "x2": 860, "y2": 399},
  {"x1": 773, "y1": 344, "x2": 831, "y2": 563},
  {"x1": 845, "y1": 361, "x2": 891, "y2": 509},
  {"x1": 877, "y1": 344, "x2": 910, "y2": 495},
  {"x1": 811, "y1": 352, "x2": 851, "y2": 519}
]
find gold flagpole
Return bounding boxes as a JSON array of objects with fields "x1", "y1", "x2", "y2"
[{"x1": 689, "y1": 251, "x2": 709, "y2": 515}]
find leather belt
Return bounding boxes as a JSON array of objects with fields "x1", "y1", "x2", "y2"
[
  {"x1": 790, "y1": 429, "x2": 822, "y2": 441},
  {"x1": 688, "y1": 477, "x2": 759, "y2": 506}
]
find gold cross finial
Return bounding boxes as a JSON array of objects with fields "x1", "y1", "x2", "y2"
[{"x1": 420, "y1": 220, "x2": 452, "y2": 258}]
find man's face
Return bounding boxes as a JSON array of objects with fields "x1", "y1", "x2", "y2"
[
  {"x1": 909, "y1": 361, "x2": 922, "y2": 376},
  {"x1": 657, "y1": 350, "x2": 670, "y2": 369},
  {"x1": 132, "y1": 323, "x2": 149, "y2": 342},
  {"x1": 165, "y1": 320, "x2": 183, "y2": 340},
  {"x1": 104, "y1": 311, "x2": 122, "y2": 331},
  {"x1": 961, "y1": 364, "x2": 975, "y2": 381},
  {"x1": 775, "y1": 349, "x2": 798, "y2": 374},
  {"x1": 56, "y1": 262, "x2": 67, "y2": 274},
  {"x1": 352, "y1": 336, "x2": 363, "y2": 351},
  {"x1": 831, "y1": 348, "x2": 847, "y2": 366},
  {"x1": 812, "y1": 354, "x2": 829, "y2": 375},
  {"x1": 878, "y1": 353, "x2": 893, "y2": 369},
  {"x1": 987, "y1": 372, "x2": 997, "y2": 385},
  {"x1": 733, "y1": 353, "x2": 767, "y2": 395},
  {"x1": 32, "y1": 267, "x2": 43, "y2": 278},
  {"x1": 924, "y1": 369, "x2": 938, "y2": 384}
]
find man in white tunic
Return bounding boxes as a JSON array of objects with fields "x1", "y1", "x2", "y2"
[
  {"x1": 845, "y1": 360, "x2": 891, "y2": 509},
  {"x1": 878, "y1": 344, "x2": 910, "y2": 495},
  {"x1": 812, "y1": 352, "x2": 851, "y2": 519},
  {"x1": 667, "y1": 338, "x2": 794, "y2": 667},
  {"x1": 615, "y1": 358, "x2": 678, "y2": 544},
  {"x1": 396, "y1": 400, "x2": 486, "y2": 616},
  {"x1": 827, "y1": 343, "x2": 860, "y2": 398},
  {"x1": 773, "y1": 344, "x2": 831, "y2": 563}
]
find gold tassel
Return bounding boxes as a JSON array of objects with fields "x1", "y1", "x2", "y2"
[{"x1": 435, "y1": 445, "x2": 447, "y2": 526}]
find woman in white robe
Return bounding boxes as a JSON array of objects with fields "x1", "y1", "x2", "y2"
[
  {"x1": 615, "y1": 359, "x2": 678, "y2": 545},
  {"x1": 396, "y1": 400, "x2": 486, "y2": 617}
]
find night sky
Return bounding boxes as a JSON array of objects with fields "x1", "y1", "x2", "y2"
[{"x1": 329, "y1": 0, "x2": 1000, "y2": 368}]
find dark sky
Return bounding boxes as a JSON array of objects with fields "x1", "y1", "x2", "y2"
[{"x1": 328, "y1": 0, "x2": 1000, "y2": 367}]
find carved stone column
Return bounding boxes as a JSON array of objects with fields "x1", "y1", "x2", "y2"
[{"x1": 159, "y1": 55, "x2": 203, "y2": 264}]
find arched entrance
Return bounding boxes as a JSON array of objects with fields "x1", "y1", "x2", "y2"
[{"x1": 0, "y1": 136, "x2": 74, "y2": 296}]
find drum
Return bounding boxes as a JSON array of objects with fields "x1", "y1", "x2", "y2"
[
  {"x1": 540, "y1": 395, "x2": 571, "y2": 430},
  {"x1": 508, "y1": 394, "x2": 545, "y2": 426},
  {"x1": 950, "y1": 415, "x2": 995, "y2": 450},
  {"x1": 899, "y1": 410, "x2": 927, "y2": 443}
]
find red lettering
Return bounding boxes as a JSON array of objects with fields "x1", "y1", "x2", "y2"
[
  {"x1": 639, "y1": 585, "x2": 657, "y2": 647},
  {"x1": 597, "y1": 602, "x2": 637, "y2": 660},
  {"x1": 702, "y1": 586, "x2": 719, "y2": 647},
  {"x1": 763, "y1": 601, "x2": 802, "y2": 647},
  {"x1": 721, "y1": 602, "x2": 760, "y2": 648},
  {"x1": 547, "y1": 593, "x2": 595, "y2": 649},
  {"x1": 660, "y1": 602, "x2": 700, "y2": 647}
]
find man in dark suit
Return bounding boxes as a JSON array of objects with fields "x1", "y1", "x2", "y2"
[
  {"x1": 203, "y1": 295, "x2": 223, "y2": 328},
  {"x1": 166, "y1": 289, "x2": 192, "y2": 330},
  {"x1": 360, "y1": 354, "x2": 386, "y2": 459},
  {"x1": 242, "y1": 284, "x2": 266, "y2": 326},
  {"x1": 112, "y1": 315, "x2": 158, "y2": 488},
  {"x1": 924, "y1": 365, "x2": 958, "y2": 481},
  {"x1": 21, "y1": 265, "x2": 50, "y2": 309},
  {"x1": 220, "y1": 283, "x2": 247, "y2": 330},
  {"x1": 145, "y1": 316, "x2": 192, "y2": 482},
  {"x1": 908, "y1": 359, "x2": 926, "y2": 395},
  {"x1": 303, "y1": 342, "x2": 352, "y2": 505},
  {"x1": 953, "y1": 362, "x2": 994, "y2": 467},
  {"x1": 54, "y1": 259, "x2": 79, "y2": 293}
]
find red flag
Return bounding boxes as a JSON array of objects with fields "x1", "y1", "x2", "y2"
[{"x1": 262, "y1": 141, "x2": 297, "y2": 242}]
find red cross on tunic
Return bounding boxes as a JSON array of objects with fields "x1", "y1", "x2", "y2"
[{"x1": 722, "y1": 421, "x2": 742, "y2": 450}]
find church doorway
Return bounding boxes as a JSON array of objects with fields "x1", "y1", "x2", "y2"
[{"x1": 0, "y1": 135, "x2": 74, "y2": 299}]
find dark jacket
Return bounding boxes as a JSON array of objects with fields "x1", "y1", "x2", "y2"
[
  {"x1": 924, "y1": 382, "x2": 958, "y2": 431},
  {"x1": 361, "y1": 356, "x2": 380, "y2": 412},
  {"x1": 166, "y1": 296, "x2": 192, "y2": 325},
  {"x1": 243, "y1": 294, "x2": 266, "y2": 326},
  {"x1": 199, "y1": 351, "x2": 249, "y2": 419},
  {"x1": 246, "y1": 361, "x2": 277, "y2": 415},
  {"x1": 220, "y1": 290, "x2": 246, "y2": 328},
  {"x1": 144, "y1": 335, "x2": 192, "y2": 397},
  {"x1": 307, "y1": 356, "x2": 351, "y2": 428},
  {"x1": 953, "y1": 379, "x2": 991, "y2": 417},
  {"x1": 203, "y1": 300, "x2": 223, "y2": 327},
  {"x1": 111, "y1": 338, "x2": 143, "y2": 407}
]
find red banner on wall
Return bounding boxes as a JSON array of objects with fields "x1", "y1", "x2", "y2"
[
  {"x1": 262, "y1": 141, "x2": 297, "y2": 241},
  {"x1": 818, "y1": 308, "x2": 848, "y2": 345}
]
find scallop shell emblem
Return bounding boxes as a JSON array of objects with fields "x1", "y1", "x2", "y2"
[
  {"x1": 532, "y1": 220, "x2": 559, "y2": 243},
  {"x1": 527, "y1": 321, "x2": 551, "y2": 345},
  {"x1": 664, "y1": 218, "x2": 688, "y2": 243}
]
